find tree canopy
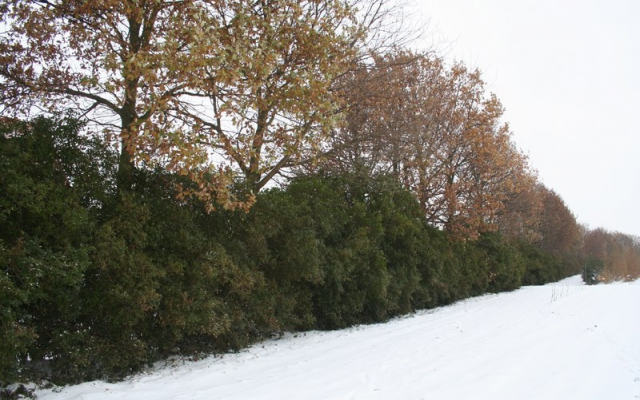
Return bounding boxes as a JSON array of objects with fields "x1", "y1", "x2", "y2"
[
  {"x1": 0, "y1": 0, "x2": 383, "y2": 208},
  {"x1": 324, "y1": 50, "x2": 533, "y2": 238}
]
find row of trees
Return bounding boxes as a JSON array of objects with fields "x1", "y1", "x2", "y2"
[
  {"x1": 1, "y1": 0, "x2": 637, "y2": 388},
  {"x1": 0, "y1": 0, "x2": 593, "y2": 246},
  {"x1": 1, "y1": 116, "x2": 581, "y2": 385},
  {"x1": 1, "y1": 0, "x2": 381, "y2": 207}
]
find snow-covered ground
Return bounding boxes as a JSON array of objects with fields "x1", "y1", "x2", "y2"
[{"x1": 37, "y1": 276, "x2": 640, "y2": 400}]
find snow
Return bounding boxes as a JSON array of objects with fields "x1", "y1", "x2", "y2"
[{"x1": 37, "y1": 276, "x2": 640, "y2": 400}]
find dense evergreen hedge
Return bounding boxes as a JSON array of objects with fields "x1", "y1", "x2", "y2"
[{"x1": 0, "y1": 117, "x2": 580, "y2": 386}]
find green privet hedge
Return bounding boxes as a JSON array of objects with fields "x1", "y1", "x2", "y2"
[
  {"x1": 0, "y1": 116, "x2": 579, "y2": 386},
  {"x1": 0, "y1": 116, "x2": 110, "y2": 384},
  {"x1": 0, "y1": 116, "x2": 269, "y2": 383},
  {"x1": 242, "y1": 174, "x2": 429, "y2": 330}
]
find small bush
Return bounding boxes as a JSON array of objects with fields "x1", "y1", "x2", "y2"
[{"x1": 582, "y1": 258, "x2": 604, "y2": 285}]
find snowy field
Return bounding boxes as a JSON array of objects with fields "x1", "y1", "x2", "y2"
[{"x1": 37, "y1": 276, "x2": 640, "y2": 400}]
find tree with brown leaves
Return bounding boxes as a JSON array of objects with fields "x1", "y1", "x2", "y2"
[
  {"x1": 329, "y1": 51, "x2": 533, "y2": 238},
  {"x1": 173, "y1": 0, "x2": 364, "y2": 194},
  {"x1": 1, "y1": 1, "x2": 223, "y2": 196},
  {"x1": 1, "y1": 0, "x2": 395, "y2": 208},
  {"x1": 535, "y1": 185, "x2": 581, "y2": 256}
]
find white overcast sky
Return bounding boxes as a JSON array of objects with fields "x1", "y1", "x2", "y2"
[{"x1": 407, "y1": 0, "x2": 640, "y2": 236}]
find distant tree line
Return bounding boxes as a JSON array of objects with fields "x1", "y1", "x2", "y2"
[
  {"x1": 581, "y1": 228, "x2": 640, "y2": 284},
  {"x1": 1, "y1": 0, "x2": 637, "y2": 388}
]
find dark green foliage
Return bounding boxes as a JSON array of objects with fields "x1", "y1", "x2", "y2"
[
  {"x1": 582, "y1": 258, "x2": 604, "y2": 285},
  {"x1": 247, "y1": 174, "x2": 426, "y2": 329},
  {"x1": 0, "y1": 384, "x2": 36, "y2": 400},
  {"x1": 0, "y1": 116, "x2": 104, "y2": 384},
  {"x1": 476, "y1": 233, "x2": 525, "y2": 293},
  {"x1": 517, "y1": 241, "x2": 579, "y2": 286},
  {"x1": 79, "y1": 193, "x2": 162, "y2": 380},
  {"x1": 0, "y1": 116, "x2": 580, "y2": 386},
  {"x1": 0, "y1": 242, "x2": 36, "y2": 385}
]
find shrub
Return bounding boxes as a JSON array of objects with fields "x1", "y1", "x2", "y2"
[{"x1": 582, "y1": 258, "x2": 604, "y2": 285}]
